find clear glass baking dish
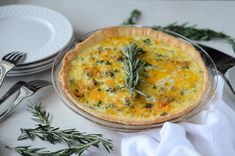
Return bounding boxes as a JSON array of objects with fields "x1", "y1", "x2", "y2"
[{"x1": 51, "y1": 26, "x2": 218, "y2": 132}]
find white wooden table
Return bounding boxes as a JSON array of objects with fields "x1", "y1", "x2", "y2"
[{"x1": 0, "y1": 1, "x2": 235, "y2": 155}]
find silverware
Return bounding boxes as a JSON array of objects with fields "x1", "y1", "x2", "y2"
[
  {"x1": 198, "y1": 44, "x2": 235, "y2": 93},
  {"x1": 0, "y1": 52, "x2": 26, "y2": 87},
  {"x1": 0, "y1": 80, "x2": 51, "y2": 121},
  {"x1": 0, "y1": 81, "x2": 26, "y2": 105}
]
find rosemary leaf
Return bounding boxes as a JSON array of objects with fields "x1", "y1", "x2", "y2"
[
  {"x1": 27, "y1": 103, "x2": 50, "y2": 125},
  {"x1": 15, "y1": 146, "x2": 49, "y2": 156},
  {"x1": 122, "y1": 9, "x2": 141, "y2": 25}
]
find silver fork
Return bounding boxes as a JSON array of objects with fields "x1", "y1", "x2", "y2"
[
  {"x1": 0, "y1": 52, "x2": 26, "y2": 87},
  {"x1": 0, "y1": 80, "x2": 51, "y2": 121}
]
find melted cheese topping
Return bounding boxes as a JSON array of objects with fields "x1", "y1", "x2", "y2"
[{"x1": 67, "y1": 37, "x2": 205, "y2": 120}]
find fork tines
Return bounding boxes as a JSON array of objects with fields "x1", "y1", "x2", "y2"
[
  {"x1": 27, "y1": 80, "x2": 52, "y2": 90},
  {"x1": 2, "y1": 51, "x2": 26, "y2": 65}
]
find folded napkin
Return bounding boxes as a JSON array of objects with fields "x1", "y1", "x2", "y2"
[{"x1": 121, "y1": 76, "x2": 235, "y2": 156}]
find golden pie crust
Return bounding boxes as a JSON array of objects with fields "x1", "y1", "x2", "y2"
[{"x1": 59, "y1": 26, "x2": 208, "y2": 125}]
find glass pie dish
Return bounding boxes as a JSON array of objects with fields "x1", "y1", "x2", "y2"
[{"x1": 52, "y1": 26, "x2": 218, "y2": 132}]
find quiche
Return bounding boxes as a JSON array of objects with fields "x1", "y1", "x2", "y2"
[{"x1": 59, "y1": 26, "x2": 208, "y2": 125}]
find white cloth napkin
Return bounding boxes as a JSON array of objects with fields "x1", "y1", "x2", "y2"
[{"x1": 121, "y1": 76, "x2": 235, "y2": 156}]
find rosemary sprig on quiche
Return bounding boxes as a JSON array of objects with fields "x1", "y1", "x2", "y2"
[
  {"x1": 122, "y1": 43, "x2": 145, "y2": 94},
  {"x1": 122, "y1": 43, "x2": 154, "y2": 102}
]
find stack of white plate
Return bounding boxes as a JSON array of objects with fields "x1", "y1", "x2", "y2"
[{"x1": 0, "y1": 5, "x2": 73, "y2": 76}]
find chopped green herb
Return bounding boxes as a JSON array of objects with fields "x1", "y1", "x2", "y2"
[
  {"x1": 105, "y1": 61, "x2": 112, "y2": 65},
  {"x1": 105, "y1": 104, "x2": 114, "y2": 109},
  {"x1": 69, "y1": 79, "x2": 75, "y2": 84},
  {"x1": 76, "y1": 57, "x2": 84, "y2": 62},
  {"x1": 117, "y1": 56, "x2": 124, "y2": 62},
  {"x1": 96, "y1": 60, "x2": 105, "y2": 64},
  {"x1": 143, "y1": 38, "x2": 152, "y2": 45},
  {"x1": 95, "y1": 100, "x2": 102, "y2": 107},
  {"x1": 144, "y1": 103, "x2": 153, "y2": 108},
  {"x1": 145, "y1": 62, "x2": 153, "y2": 67},
  {"x1": 160, "y1": 112, "x2": 168, "y2": 116},
  {"x1": 124, "y1": 98, "x2": 132, "y2": 106},
  {"x1": 155, "y1": 53, "x2": 167, "y2": 60},
  {"x1": 104, "y1": 71, "x2": 115, "y2": 77},
  {"x1": 106, "y1": 47, "x2": 111, "y2": 50},
  {"x1": 180, "y1": 90, "x2": 185, "y2": 95},
  {"x1": 113, "y1": 69, "x2": 119, "y2": 73},
  {"x1": 105, "y1": 87, "x2": 114, "y2": 93}
]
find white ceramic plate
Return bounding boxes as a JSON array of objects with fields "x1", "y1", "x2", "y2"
[
  {"x1": 7, "y1": 61, "x2": 54, "y2": 76},
  {"x1": 13, "y1": 54, "x2": 56, "y2": 69},
  {"x1": 10, "y1": 59, "x2": 54, "y2": 72},
  {"x1": 0, "y1": 5, "x2": 73, "y2": 64}
]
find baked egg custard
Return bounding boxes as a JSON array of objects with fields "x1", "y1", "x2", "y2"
[{"x1": 59, "y1": 27, "x2": 208, "y2": 125}]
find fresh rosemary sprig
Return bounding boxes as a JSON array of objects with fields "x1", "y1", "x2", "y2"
[
  {"x1": 18, "y1": 125, "x2": 113, "y2": 150},
  {"x1": 122, "y1": 43, "x2": 145, "y2": 95},
  {"x1": 15, "y1": 104, "x2": 113, "y2": 156},
  {"x1": 122, "y1": 10, "x2": 235, "y2": 52},
  {"x1": 121, "y1": 44, "x2": 155, "y2": 102},
  {"x1": 153, "y1": 22, "x2": 235, "y2": 51},
  {"x1": 153, "y1": 22, "x2": 227, "y2": 40},
  {"x1": 122, "y1": 9, "x2": 141, "y2": 25}
]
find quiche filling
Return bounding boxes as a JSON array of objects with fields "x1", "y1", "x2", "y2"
[{"x1": 59, "y1": 27, "x2": 208, "y2": 125}]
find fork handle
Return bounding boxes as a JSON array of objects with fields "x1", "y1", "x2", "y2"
[
  {"x1": 0, "y1": 63, "x2": 13, "y2": 87},
  {"x1": 0, "y1": 86, "x2": 33, "y2": 121}
]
